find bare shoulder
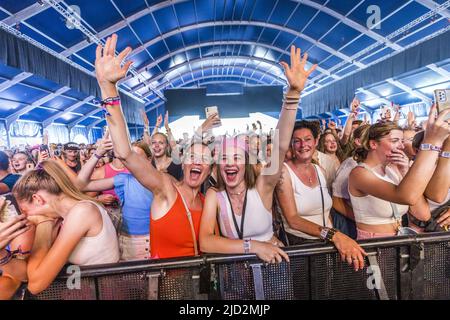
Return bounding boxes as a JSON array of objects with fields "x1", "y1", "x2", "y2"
[
  {"x1": 205, "y1": 187, "x2": 219, "y2": 201},
  {"x1": 275, "y1": 164, "x2": 291, "y2": 191},
  {"x1": 66, "y1": 201, "x2": 102, "y2": 224}
]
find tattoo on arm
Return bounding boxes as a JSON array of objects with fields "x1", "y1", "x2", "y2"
[{"x1": 276, "y1": 168, "x2": 286, "y2": 193}]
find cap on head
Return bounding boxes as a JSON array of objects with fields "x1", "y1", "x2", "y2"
[{"x1": 63, "y1": 142, "x2": 80, "y2": 151}]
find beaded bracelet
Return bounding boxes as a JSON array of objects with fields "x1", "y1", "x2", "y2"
[
  {"x1": 10, "y1": 247, "x2": 31, "y2": 260},
  {"x1": 440, "y1": 151, "x2": 450, "y2": 159},
  {"x1": 96, "y1": 96, "x2": 121, "y2": 116},
  {"x1": 0, "y1": 249, "x2": 12, "y2": 266}
]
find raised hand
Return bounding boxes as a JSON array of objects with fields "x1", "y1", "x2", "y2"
[
  {"x1": 201, "y1": 113, "x2": 220, "y2": 132},
  {"x1": 424, "y1": 104, "x2": 450, "y2": 145},
  {"x1": 407, "y1": 111, "x2": 416, "y2": 129},
  {"x1": 42, "y1": 130, "x2": 49, "y2": 145},
  {"x1": 140, "y1": 109, "x2": 149, "y2": 128},
  {"x1": 328, "y1": 121, "x2": 337, "y2": 130},
  {"x1": 164, "y1": 111, "x2": 170, "y2": 130},
  {"x1": 155, "y1": 114, "x2": 163, "y2": 128},
  {"x1": 95, "y1": 34, "x2": 133, "y2": 86},
  {"x1": 280, "y1": 46, "x2": 317, "y2": 93},
  {"x1": 351, "y1": 97, "x2": 360, "y2": 115},
  {"x1": 96, "y1": 136, "x2": 114, "y2": 157}
]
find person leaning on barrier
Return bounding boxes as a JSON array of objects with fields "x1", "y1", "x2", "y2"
[
  {"x1": 348, "y1": 106, "x2": 450, "y2": 240},
  {"x1": 275, "y1": 120, "x2": 367, "y2": 271},
  {"x1": 94, "y1": 34, "x2": 212, "y2": 259},
  {"x1": 12, "y1": 161, "x2": 120, "y2": 294},
  {"x1": 331, "y1": 124, "x2": 370, "y2": 239},
  {"x1": 0, "y1": 212, "x2": 31, "y2": 300},
  {"x1": 199, "y1": 45, "x2": 316, "y2": 264},
  {"x1": 417, "y1": 134, "x2": 450, "y2": 231}
]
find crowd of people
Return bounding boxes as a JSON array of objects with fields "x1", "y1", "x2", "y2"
[{"x1": 0, "y1": 34, "x2": 449, "y2": 299}]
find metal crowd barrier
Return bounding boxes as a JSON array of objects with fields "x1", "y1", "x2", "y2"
[{"x1": 24, "y1": 232, "x2": 450, "y2": 300}]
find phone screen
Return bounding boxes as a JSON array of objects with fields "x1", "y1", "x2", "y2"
[{"x1": 40, "y1": 144, "x2": 49, "y2": 153}]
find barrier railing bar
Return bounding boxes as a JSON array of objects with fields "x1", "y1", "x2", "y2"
[{"x1": 48, "y1": 233, "x2": 450, "y2": 280}]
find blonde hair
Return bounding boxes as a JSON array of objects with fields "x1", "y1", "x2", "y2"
[
  {"x1": 353, "y1": 122, "x2": 401, "y2": 162},
  {"x1": 13, "y1": 160, "x2": 97, "y2": 204}
]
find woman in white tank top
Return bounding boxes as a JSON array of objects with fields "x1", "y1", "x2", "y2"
[
  {"x1": 12, "y1": 161, "x2": 119, "y2": 295},
  {"x1": 200, "y1": 47, "x2": 316, "y2": 264},
  {"x1": 276, "y1": 121, "x2": 367, "y2": 271},
  {"x1": 348, "y1": 115, "x2": 450, "y2": 239}
]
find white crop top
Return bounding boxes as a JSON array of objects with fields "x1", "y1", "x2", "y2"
[
  {"x1": 282, "y1": 163, "x2": 332, "y2": 240},
  {"x1": 216, "y1": 188, "x2": 274, "y2": 242},
  {"x1": 428, "y1": 189, "x2": 450, "y2": 211},
  {"x1": 349, "y1": 164, "x2": 409, "y2": 225},
  {"x1": 68, "y1": 201, "x2": 120, "y2": 266}
]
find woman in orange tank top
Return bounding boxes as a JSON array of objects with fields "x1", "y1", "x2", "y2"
[{"x1": 94, "y1": 34, "x2": 212, "y2": 259}]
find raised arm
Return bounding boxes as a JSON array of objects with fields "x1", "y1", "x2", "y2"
[
  {"x1": 140, "y1": 109, "x2": 152, "y2": 146},
  {"x1": 94, "y1": 34, "x2": 172, "y2": 197},
  {"x1": 76, "y1": 135, "x2": 114, "y2": 192},
  {"x1": 425, "y1": 136, "x2": 450, "y2": 203},
  {"x1": 164, "y1": 111, "x2": 177, "y2": 150},
  {"x1": 259, "y1": 46, "x2": 317, "y2": 190},
  {"x1": 341, "y1": 98, "x2": 359, "y2": 145},
  {"x1": 350, "y1": 106, "x2": 450, "y2": 205},
  {"x1": 151, "y1": 114, "x2": 163, "y2": 136}
]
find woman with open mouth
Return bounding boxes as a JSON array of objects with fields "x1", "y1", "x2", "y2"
[
  {"x1": 94, "y1": 34, "x2": 212, "y2": 259},
  {"x1": 349, "y1": 110, "x2": 450, "y2": 240},
  {"x1": 199, "y1": 45, "x2": 316, "y2": 264}
]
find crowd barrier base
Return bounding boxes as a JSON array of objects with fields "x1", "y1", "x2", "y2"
[{"x1": 24, "y1": 233, "x2": 450, "y2": 300}]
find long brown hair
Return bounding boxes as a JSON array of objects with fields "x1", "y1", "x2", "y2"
[
  {"x1": 353, "y1": 122, "x2": 401, "y2": 162},
  {"x1": 132, "y1": 140, "x2": 152, "y2": 159},
  {"x1": 317, "y1": 132, "x2": 345, "y2": 162},
  {"x1": 13, "y1": 160, "x2": 97, "y2": 204}
]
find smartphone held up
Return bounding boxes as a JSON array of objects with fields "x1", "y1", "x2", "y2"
[
  {"x1": 205, "y1": 106, "x2": 222, "y2": 128},
  {"x1": 434, "y1": 89, "x2": 450, "y2": 120}
]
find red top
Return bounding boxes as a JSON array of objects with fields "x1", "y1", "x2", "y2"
[
  {"x1": 150, "y1": 190, "x2": 204, "y2": 259},
  {"x1": 101, "y1": 163, "x2": 129, "y2": 199}
]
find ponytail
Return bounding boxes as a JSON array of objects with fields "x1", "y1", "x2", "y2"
[{"x1": 13, "y1": 160, "x2": 97, "y2": 204}]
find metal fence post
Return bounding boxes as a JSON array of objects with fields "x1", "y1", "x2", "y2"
[
  {"x1": 249, "y1": 263, "x2": 265, "y2": 300},
  {"x1": 367, "y1": 252, "x2": 390, "y2": 300},
  {"x1": 146, "y1": 271, "x2": 163, "y2": 300},
  {"x1": 410, "y1": 242, "x2": 425, "y2": 299}
]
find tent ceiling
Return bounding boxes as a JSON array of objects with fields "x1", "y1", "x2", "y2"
[{"x1": 0, "y1": 0, "x2": 448, "y2": 128}]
